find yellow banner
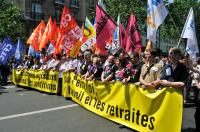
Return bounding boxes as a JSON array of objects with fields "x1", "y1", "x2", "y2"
[
  {"x1": 12, "y1": 69, "x2": 59, "y2": 94},
  {"x1": 62, "y1": 72, "x2": 183, "y2": 132}
]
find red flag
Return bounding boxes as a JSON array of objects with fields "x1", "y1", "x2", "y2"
[
  {"x1": 58, "y1": 6, "x2": 82, "y2": 53},
  {"x1": 119, "y1": 24, "x2": 126, "y2": 51},
  {"x1": 40, "y1": 17, "x2": 53, "y2": 50},
  {"x1": 50, "y1": 19, "x2": 58, "y2": 47},
  {"x1": 54, "y1": 28, "x2": 62, "y2": 55},
  {"x1": 96, "y1": 4, "x2": 117, "y2": 55},
  {"x1": 124, "y1": 14, "x2": 142, "y2": 53},
  {"x1": 60, "y1": 7, "x2": 76, "y2": 34},
  {"x1": 27, "y1": 21, "x2": 46, "y2": 52},
  {"x1": 107, "y1": 36, "x2": 113, "y2": 45}
]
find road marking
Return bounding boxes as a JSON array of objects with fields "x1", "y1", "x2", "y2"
[
  {"x1": 0, "y1": 104, "x2": 78, "y2": 121},
  {"x1": 4, "y1": 85, "x2": 16, "y2": 89}
]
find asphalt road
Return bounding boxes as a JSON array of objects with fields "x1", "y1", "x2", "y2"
[{"x1": 0, "y1": 85, "x2": 196, "y2": 132}]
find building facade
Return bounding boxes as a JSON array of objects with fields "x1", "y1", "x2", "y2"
[{"x1": 6, "y1": 0, "x2": 97, "y2": 39}]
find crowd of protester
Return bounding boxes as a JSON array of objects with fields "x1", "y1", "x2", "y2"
[{"x1": 1, "y1": 47, "x2": 200, "y2": 131}]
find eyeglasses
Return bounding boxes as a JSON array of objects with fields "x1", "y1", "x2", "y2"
[{"x1": 169, "y1": 52, "x2": 175, "y2": 55}]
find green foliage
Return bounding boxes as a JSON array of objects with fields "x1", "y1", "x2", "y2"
[
  {"x1": 161, "y1": 0, "x2": 200, "y2": 41},
  {"x1": 105, "y1": 0, "x2": 146, "y2": 34},
  {"x1": 0, "y1": 1, "x2": 25, "y2": 43},
  {"x1": 88, "y1": 0, "x2": 200, "y2": 43}
]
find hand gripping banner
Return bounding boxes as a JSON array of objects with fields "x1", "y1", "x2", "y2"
[
  {"x1": 13, "y1": 70, "x2": 183, "y2": 132},
  {"x1": 62, "y1": 72, "x2": 183, "y2": 132}
]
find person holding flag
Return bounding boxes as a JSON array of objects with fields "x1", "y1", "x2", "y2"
[
  {"x1": 176, "y1": 8, "x2": 200, "y2": 131},
  {"x1": 0, "y1": 37, "x2": 16, "y2": 85}
]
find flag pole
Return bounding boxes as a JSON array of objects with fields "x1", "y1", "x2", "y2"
[
  {"x1": 177, "y1": 8, "x2": 192, "y2": 48},
  {"x1": 166, "y1": 4, "x2": 182, "y2": 48},
  {"x1": 168, "y1": 9, "x2": 182, "y2": 48},
  {"x1": 176, "y1": 37, "x2": 182, "y2": 48}
]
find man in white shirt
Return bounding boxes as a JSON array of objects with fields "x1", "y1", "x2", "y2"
[{"x1": 46, "y1": 54, "x2": 55, "y2": 71}]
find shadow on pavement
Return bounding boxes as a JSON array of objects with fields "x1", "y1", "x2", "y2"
[
  {"x1": 15, "y1": 88, "x2": 33, "y2": 92},
  {"x1": 184, "y1": 98, "x2": 196, "y2": 108},
  {"x1": 184, "y1": 103, "x2": 196, "y2": 108},
  {"x1": 0, "y1": 86, "x2": 6, "y2": 89},
  {"x1": 0, "y1": 86, "x2": 9, "y2": 94},
  {"x1": 182, "y1": 128, "x2": 195, "y2": 132}
]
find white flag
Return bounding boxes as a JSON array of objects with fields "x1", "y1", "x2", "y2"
[
  {"x1": 181, "y1": 8, "x2": 199, "y2": 61},
  {"x1": 46, "y1": 43, "x2": 54, "y2": 55},
  {"x1": 110, "y1": 14, "x2": 121, "y2": 54},
  {"x1": 98, "y1": 0, "x2": 106, "y2": 12},
  {"x1": 147, "y1": 0, "x2": 168, "y2": 43}
]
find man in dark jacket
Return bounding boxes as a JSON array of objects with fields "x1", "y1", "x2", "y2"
[{"x1": 0, "y1": 63, "x2": 10, "y2": 86}]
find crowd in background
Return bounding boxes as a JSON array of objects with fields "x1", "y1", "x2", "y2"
[
  {"x1": 1, "y1": 47, "x2": 200, "y2": 131},
  {"x1": 0, "y1": 48, "x2": 198, "y2": 96}
]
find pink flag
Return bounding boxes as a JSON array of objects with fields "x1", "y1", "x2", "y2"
[
  {"x1": 96, "y1": 4, "x2": 116, "y2": 55},
  {"x1": 124, "y1": 14, "x2": 142, "y2": 53}
]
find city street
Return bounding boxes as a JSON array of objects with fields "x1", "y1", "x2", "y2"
[
  {"x1": 0, "y1": 85, "x2": 196, "y2": 132},
  {"x1": 1, "y1": 1, "x2": 199, "y2": 131}
]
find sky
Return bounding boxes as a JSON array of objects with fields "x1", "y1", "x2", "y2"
[{"x1": 168, "y1": 0, "x2": 174, "y2": 3}]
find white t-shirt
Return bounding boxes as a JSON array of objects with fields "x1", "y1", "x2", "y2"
[
  {"x1": 47, "y1": 59, "x2": 55, "y2": 69},
  {"x1": 59, "y1": 61, "x2": 69, "y2": 78}
]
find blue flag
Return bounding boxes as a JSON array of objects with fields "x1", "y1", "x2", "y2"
[
  {"x1": 0, "y1": 37, "x2": 16, "y2": 65},
  {"x1": 28, "y1": 45, "x2": 35, "y2": 57},
  {"x1": 15, "y1": 37, "x2": 23, "y2": 60},
  {"x1": 28, "y1": 45, "x2": 41, "y2": 58}
]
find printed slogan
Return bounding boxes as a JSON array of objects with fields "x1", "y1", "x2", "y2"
[
  {"x1": 62, "y1": 72, "x2": 183, "y2": 132},
  {"x1": 13, "y1": 70, "x2": 183, "y2": 132},
  {"x1": 12, "y1": 69, "x2": 58, "y2": 93}
]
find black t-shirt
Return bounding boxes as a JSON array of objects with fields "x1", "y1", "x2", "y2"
[
  {"x1": 129, "y1": 61, "x2": 143, "y2": 83},
  {"x1": 160, "y1": 62, "x2": 188, "y2": 82},
  {"x1": 94, "y1": 65, "x2": 103, "y2": 80},
  {"x1": 79, "y1": 60, "x2": 91, "y2": 75}
]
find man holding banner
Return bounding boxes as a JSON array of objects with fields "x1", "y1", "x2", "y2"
[
  {"x1": 139, "y1": 49, "x2": 162, "y2": 89},
  {"x1": 160, "y1": 47, "x2": 188, "y2": 88}
]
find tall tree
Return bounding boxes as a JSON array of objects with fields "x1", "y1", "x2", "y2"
[
  {"x1": 89, "y1": 0, "x2": 200, "y2": 44},
  {"x1": 0, "y1": 0, "x2": 25, "y2": 42},
  {"x1": 162, "y1": 0, "x2": 200, "y2": 42},
  {"x1": 104, "y1": 0, "x2": 146, "y2": 34}
]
